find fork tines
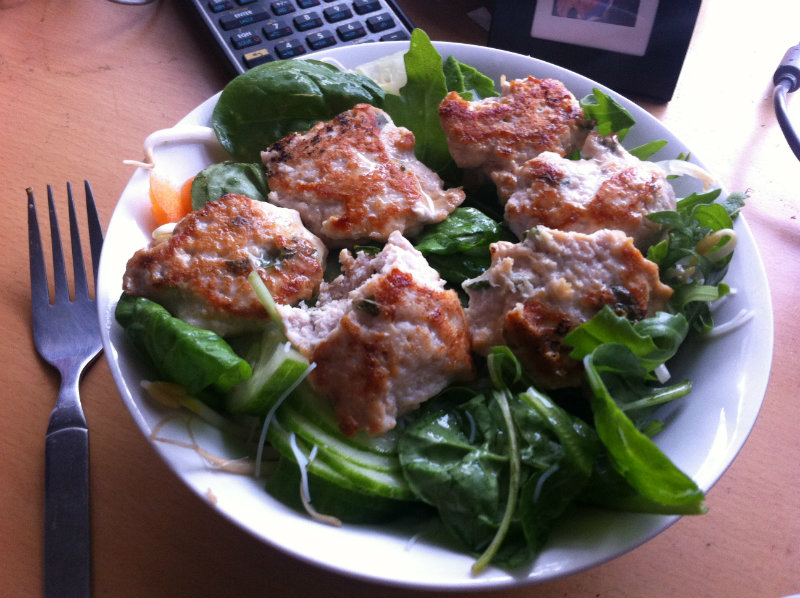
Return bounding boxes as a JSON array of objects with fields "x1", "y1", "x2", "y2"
[{"x1": 27, "y1": 181, "x2": 103, "y2": 307}]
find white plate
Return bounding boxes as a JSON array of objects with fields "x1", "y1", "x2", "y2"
[{"x1": 97, "y1": 42, "x2": 773, "y2": 590}]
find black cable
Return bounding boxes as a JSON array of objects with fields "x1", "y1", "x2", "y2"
[{"x1": 773, "y1": 43, "x2": 800, "y2": 161}]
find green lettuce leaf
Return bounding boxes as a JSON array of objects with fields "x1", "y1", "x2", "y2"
[
  {"x1": 383, "y1": 29, "x2": 452, "y2": 172},
  {"x1": 115, "y1": 294, "x2": 251, "y2": 396}
]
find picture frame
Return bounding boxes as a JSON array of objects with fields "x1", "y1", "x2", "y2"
[{"x1": 487, "y1": 0, "x2": 702, "y2": 102}]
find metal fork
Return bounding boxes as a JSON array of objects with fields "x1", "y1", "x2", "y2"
[{"x1": 28, "y1": 181, "x2": 104, "y2": 598}]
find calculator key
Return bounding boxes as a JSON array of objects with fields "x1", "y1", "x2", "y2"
[
  {"x1": 208, "y1": 1, "x2": 232, "y2": 12},
  {"x1": 243, "y1": 48, "x2": 273, "y2": 68},
  {"x1": 366, "y1": 13, "x2": 394, "y2": 33},
  {"x1": 294, "y1": 11, "x2": 323, "y2": 31},
  {"x1": 336, "y1": 21, "x2": 366, "y2": 41},
  {"x1": 353, "y1": 0, "x2": 380, "y2": 15},
  {"x1": 263, "y1": 19, "x2": 293, "y2": 40},
  {"x1": 236, "y1": 0, "x2": 259, "y2": 4},
  {"x1": 323, "y1": 3, "x2": 352, "y2": 22},
  {"x1": 219, "y1": 8, "x2": 270, "y2": 30},
  {"x1": 306, "y1": 30, "x2": 337, "y2": 50},
  {"x1": 297, "y1": 0, "x2": 320, "y2": 7},
  {"x1": 270, "y1": 0, "x2": 296, "y2": 16},
  {"x1": 380, "y1": 30, "x2": 409, "y2": 41},
  {"x1": 231, "y1": 30, "x2": 263, "y2": 49},
  {"x1": 275, "y1": 38, "x2": 307, "y2": 58}
]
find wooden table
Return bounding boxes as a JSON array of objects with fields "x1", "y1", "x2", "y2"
[{"x1": 2, "y1": 1, "x2": 798, "y2": 596}]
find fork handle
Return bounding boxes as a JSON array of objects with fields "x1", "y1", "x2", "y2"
[{"x1": 44, "y1": 426, "x2": 91, "y2": 598}]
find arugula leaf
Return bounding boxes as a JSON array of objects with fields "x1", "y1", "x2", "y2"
[
  {"x1": 580, "y1": 453, "x2": 708, "y2": 515},
  {"x1": 720, "y1": 190, "x2": 747, "y2": 217},
  {"x1": 584, "y1": 346, "x2": 705, "y2": 510},
  {"x1": 443, "y1": 55, "x2": 499, "y2": 101},
  {"x1": 580, "y1": 88, "x2": 637, "y2": 140},
  {"x1": 628, "y1": 139, "x2": 668, "y2": 160},
  {"x1": 582, "y1": 339, "x2": 691, "y2": 426},
  {"x1": 443, "y1": 56, "x2": 467, "y2": 98},
  {"x1": 647, "y1": 189, "x2": 747, "y2": 332},
  {"x1": 565, "y1": 306, "x2": 689, "y2": 373}
]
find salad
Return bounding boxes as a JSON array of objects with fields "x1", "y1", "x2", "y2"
[{"x1": 114, "y1": 30, "x2": 749, "y2": 573}]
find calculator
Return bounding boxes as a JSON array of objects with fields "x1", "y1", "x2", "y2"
[{"x1": 190, "y1": 0, "x2": 414, "y2": 75}]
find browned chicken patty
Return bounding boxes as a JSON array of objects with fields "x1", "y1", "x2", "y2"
[
  {"x1": 438, "y1": 75, "x2": 591, "y2": 175},
  {"x1": 500, "y1": 133, "x2": 676, "y2": 249},
  {"x1": 262, "y1": 103, "x2": 465, "y2": 247},
  {"x1": 463, "y1": 226, "x2": 672, "y2": 389},
  {"x1": 123, "y1": 193, "x2": 327, "y2": 337},
  {"x1": 277, "y1": 231, "x2": 474, "y2": 437}
]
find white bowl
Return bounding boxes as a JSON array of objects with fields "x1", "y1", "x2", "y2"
[{"x1": 97, "y1": 41, "x2": 773, "y2": 590}]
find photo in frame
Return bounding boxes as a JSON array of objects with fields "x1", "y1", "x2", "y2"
[{"x1": 487, "y1": 0, "x2": 702, "y2": 102}]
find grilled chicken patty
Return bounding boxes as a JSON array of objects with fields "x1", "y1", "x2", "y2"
[
  {"x1": 262, "y1": 103, "x2": 465, "y2": 247},
  {"x1": 438, "y1": 75, "x2": 591, "y2": 176},
  {"x1": 276, "y1": 231, "x2": 474, "y2": 437},
  {"x1": 500, "y1": 133, "x2": 676, "y2": 249},
  {"x1": 123, "y1": 194, "x2": 327, "y2": 337},
  {"x1": 463, "y1": 226, "x2": 673, "y2": 389},
  {"x1": 122, "y1": 70, "x2": 682, "y2": 436}
]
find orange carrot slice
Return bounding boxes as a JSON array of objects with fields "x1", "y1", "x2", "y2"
[{"x1": 149, "y1": 171, "x2": 194, "y2": 226}]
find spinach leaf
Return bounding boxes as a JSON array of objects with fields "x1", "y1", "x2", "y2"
[
  {"x1": 421, "y1": 250, "x2": 491, "y2": 287},
  {"x1": 212, "y1": 59, "x2": 385, "y2": 162},
  {"x1": 399, "y1": 392, "x2": 523, "y2": 564},
  {"x1": 398, "y1": 349, "x2": 599, "y2": 570},
  {"x1": 515, "y1": 387, "x2": 598, "y2": 554},
  {"x1": 414, "y1": 207, "x2": 503, "y2": 284},
  {"x1": 190, "y1": 161, "x2": 269, "y2": 210},
  {"x1": 415, "y1": 207, "x2": 502, "y2": 254},
  {"x1": 115, "y1": 294, "x2": 251, "y2": 396}
]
